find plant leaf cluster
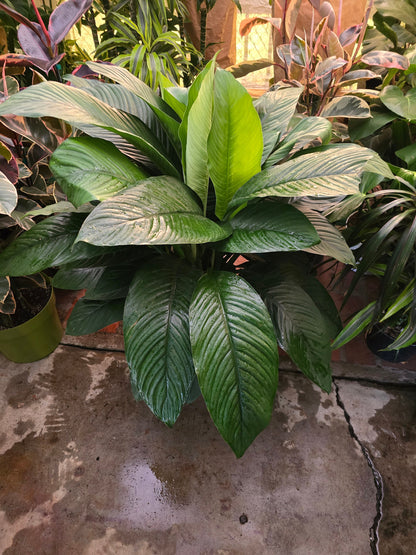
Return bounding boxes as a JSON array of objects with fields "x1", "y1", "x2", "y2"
[
  {"x1": 0, "y1": 73, "x2": 70, "y2": 326},
  {"x1": 0, "y1": 61, "x2": 383, "y2": 455},
  {"x1": 0, "y1": 0, "x2": 93, "y2": 75},
  {"x1": 236, "y1": 0, "x2": 410, "y2": 119}
]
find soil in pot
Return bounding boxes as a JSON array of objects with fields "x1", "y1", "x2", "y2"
[{"x1": 0, "y1": 284, "x2": 52, "y2": 330}]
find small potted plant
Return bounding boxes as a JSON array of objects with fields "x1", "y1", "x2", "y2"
[
  {"x1": 0, "y1": 173, "x2": 63, "y2": 362},
  {"x1": 0, "y1": 74, "x2": 67, "y2": 361},
  {"x1": 332, "y1": 168, "x2": 416, "y2": 361}
]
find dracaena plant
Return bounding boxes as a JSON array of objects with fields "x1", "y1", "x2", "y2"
[
  {"x1": 0, "y1": 0, "x2": 92, "y2": 76},
  {"x1": 0, "y1": 61, "x2": 387, "y2": 455},
  {"x1": 332, "y1": 166, "x2": 416, "y2": 354}
]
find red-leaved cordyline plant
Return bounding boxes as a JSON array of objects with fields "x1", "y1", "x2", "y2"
[
  {"x1": 239, "y1": 0, "x2": 410, "y2": 117},
  {"x1": 0, "y1": 0, "x2": 92, "y2": 76}
]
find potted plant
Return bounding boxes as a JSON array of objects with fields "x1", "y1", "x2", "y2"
[
  {"x1": 332, "y1": 46, "x2": 416, "y2": 361},
  {"x1": 0, "y1": 170, "x2": 63, "y2": 363},
  {"x1": 0, "y1": 61, "x2": 387, "y2": 455},
  {"x1": 332, "y1": 166, "x2": 416, "y2": 361},
  {"x1": 0, "y1": 74, "x2": 68, "y2": 362}
]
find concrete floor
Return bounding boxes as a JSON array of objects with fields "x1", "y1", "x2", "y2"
[{"x1": 0, "y1": 340, "x2": 415, "y2": 554}]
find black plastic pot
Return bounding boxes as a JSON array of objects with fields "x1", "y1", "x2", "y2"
[{"x1": 366, "y1": 327, "x2": 416, "y2": 363}]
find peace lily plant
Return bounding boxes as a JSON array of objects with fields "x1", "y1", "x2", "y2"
[{"x1": 0, "y1": 61, "x2": 389, "y2": 456}]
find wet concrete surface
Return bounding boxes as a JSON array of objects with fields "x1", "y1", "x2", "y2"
[
  {"x1": 337, "y1": 380, "x2": 416, "y2": 554},
  {"x1": 0, "y1": 344, "x2": 415, "y2": 554}
]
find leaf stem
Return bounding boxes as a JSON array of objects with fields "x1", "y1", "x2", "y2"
[{"x1": 30, "y1": 0, "x2": 51, "y2": 48}]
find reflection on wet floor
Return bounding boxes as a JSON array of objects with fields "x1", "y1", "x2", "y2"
[{"x1": 0, "y1": 345, "x2": 415, "y2": 553}]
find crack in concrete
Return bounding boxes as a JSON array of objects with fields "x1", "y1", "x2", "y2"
[
  {"x1": 333, "y1": 378, "x2": 384, "y2": 555},
  {"x1": 60, "y1": 341, "x2": 125, "y2": 353}
]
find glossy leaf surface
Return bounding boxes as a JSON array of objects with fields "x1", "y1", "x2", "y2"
[
  {"x1": 380, "y1": 86, "x2": 416, "y2": 121},
  {"x1": 189, "y1": 271, "x2": 279, "y2": 457},
  {"x1": 179, "y1": 61, "x2": 215, "y2": 209},
  {"x1": 320, "y1": 96, "x2": 371, "y2": 119},
  {"x1": 208, "y1": 70, "x2": 263, "y2": 220},
  {"x1": 295, "y1": 204, "x2": 355, "y2": 264},
  {"x1": 50, "y1": 136, "x2": 147, "y2": 207},
  {"x1": 124, "y1": 259, "x2": 200, "y2": 426},
  {"x1": 255, "y1": 86, "x2": 303, "y2": 163},
  {"x1": 0, "y1": 213, "x2": 85, "y2": 276},
  {"x1": 218, "y1": 202, "x2": 320, "y2": 253},
  {"x1": 65, "y1": 76, "x2": 177, "y2": 161},
  {"x1": 230, "y1": 145, "x2": 372, "y2": 209},
  {"x1": 264, "y1": 116, "x2": 332, "y2": 167},
  {"x1": 77, "y1": 176, "x2": 231, "y2": 246},
  {"x1": 85, "y1": 61, "x2": 181, "y2": 151},
  {"x1": 264, "y1": 281, "x2": 332, "y2": 392},
  {"x1": 0, "y1": 82, "x2": 180, "y2": 177},
  {"x1": 66, "y1": 298, "x2": 124, "y2": 336},
  {"x1": 361, "y1": 51, "x2": 409, "y2": 69},
  {"x1": 49, "y1": 0, "x2": 93, "y2": 45},
  {"x1": 0, "y1": 171, "x2": 17, "y2": 215}
]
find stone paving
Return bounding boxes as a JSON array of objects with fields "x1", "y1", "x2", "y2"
[{"x1": 1, "y1": 333, "x2": 415, "y2": 554}]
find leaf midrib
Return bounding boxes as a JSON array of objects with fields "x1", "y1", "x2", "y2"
[{"x1": 215, "y1": 281, "x2": 246, "y2": 437}]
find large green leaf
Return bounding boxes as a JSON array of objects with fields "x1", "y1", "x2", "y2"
[
  {"x1": 124, "y1": 258, "x2": 200, "y2": 426},
  {"x1": 66, "y1": 298, "x2": 125, "y2": 336},
  {"x1": 208, "y1": 70, "x2": 263, "y2": 220},
  {"x1": 86, "y1": 61, "x2": 179, "y2": 119},
  {"x1": 229, "y1": 145, "x2": 372, "y2": 210},
  {"x1": 375, "y1": 0, "x2": 416, "y2": 33},
  {"x1": 264, "y1": 281, "x2": 332, "y2": 392},
  {"x1": 254, "y1": 86, "x2": 304, "y2": 163},
  {"x1": 0, "y1": 81, "x2": 180, "y2": 178},
  {"x1": 380, "y1": 86, "x2": 416, "y2": 121},
  {"x1": 66, "y1": 75, "x2": 178, "y2": 160},
  {"x1": 217, "y1": 201, "x2": 320, "y2": 253},
  {"x1": 396, "y1": 143, "x2": 416, "y2": 170},
  {"x1": 53, "y1": 266, "x2": 107, "y2": 290},
  {"x1": 83, "y1": 266, "x2": 137, "y2": 300},
  {"x1": 179, "y1": 60, "x2": 215, "y2": 210},
  {"x1": 264, "y1": 116, "x2": 332, "y2": 167},
  {"x1": 0, "y1": 213, "x2": 85, "y2": 276},
  {"x1": 189, "y1": 271, "x2": 279, "y2": 457},
  {"x1": 0, "y1": 171, "x2": 17, "y2": 215},
  {"x1": 77, "y1": 176, "x2": 231, "y2": 246},
  {"x1": 86, "y1": 62, "x2": 181, "y2": 152},
  {"x1": 50, "y1": 137, "x2": 147, "y2": 207},
  {"x1": 0, "y1": 213, "x2": 120, "y2": 276},
  {"x1": 295, "y1": 204, "x2": 355, "y2": 264},
  {"x1": 348, "y1": 106, "x2": 396, "y2": 141}
]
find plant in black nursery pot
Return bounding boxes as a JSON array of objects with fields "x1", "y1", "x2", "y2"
[{"x1": 0, "y1": 61, "x2": 390, "y2": 455}]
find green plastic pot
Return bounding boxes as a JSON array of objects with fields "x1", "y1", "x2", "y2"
[{"x1": 0, "y1": 288, "x2": 63, "y2": 363}]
